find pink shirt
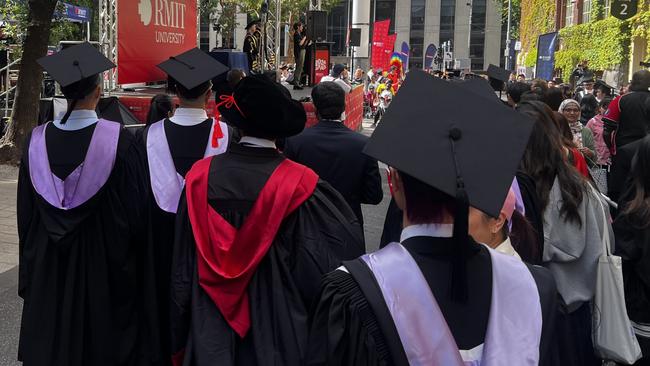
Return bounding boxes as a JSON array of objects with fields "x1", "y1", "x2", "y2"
[{"x1": 586, "y1": 114, "x2": 611, "y2": 165}]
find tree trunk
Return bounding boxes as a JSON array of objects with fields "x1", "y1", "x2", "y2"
[{"x1": 0, "y1": 0, "x2": 58, "y2": 164}]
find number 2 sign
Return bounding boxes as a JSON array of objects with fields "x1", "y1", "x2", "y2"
[{"x1": 611, "y1": 0, "x2": 638, "y2": 20}]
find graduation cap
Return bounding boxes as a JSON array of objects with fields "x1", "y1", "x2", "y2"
[
  {"x1": 594, "y1": 79, "x2": 615, "y2": 95},
  {"x1": 37, "y1": 42, "x2": 115, "y2": 124},
  {"x1": 577, "y1": 71, "x2": 595, "y2": 85},
  {"x1": 452, "y1": 78, "x2": 500, "y2": 102},
  {"x1": 487, "y1": 64, "x2": 510, "y2": 92},
  {"x1": 157, "y1": 48, "x2": 229, "y2": 96},
  {"x1": 364, "y1": 70, "x2": 534, "y2": 301},
  {"x1": 245, "y1": 19, "x2": 261, "y2": 30}
]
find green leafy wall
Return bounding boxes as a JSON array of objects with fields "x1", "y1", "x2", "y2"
[{"x1": 554, "y1": 16, "x2": 630, "y2": 76}]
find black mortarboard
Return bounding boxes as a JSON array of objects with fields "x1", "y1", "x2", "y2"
[
  {"x1": 245, "y1": 19, "x2": 261, "y2": 30},
  {"x1": 37, "y1": 42, "x2": 114, "y2": 88},
  {"x1": 577, "y1": 71, "x2": 595, "y2": 85},
  {"x1": 487, "y1": 64, "x2": 510, "y2": 83},
  {"x1": 364, "y1": 70, "x2": 534, "y2": 301},
  {"x1": 37, "y1": 42, "x2": 115, "y2": 124},
  {"x1": 487, "y1": 64, "x2": 510, "y2": 92},
  {"x1": 452, "y1": 78, "x2": 499, "y2": 102},
  {"x1": 157, "y1": 48, "x2": 229, "y2": 91}
]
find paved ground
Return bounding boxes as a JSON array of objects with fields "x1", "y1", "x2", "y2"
[
  {"x1": 0, "y1": 164, "x2": 19, "y2": 366},
  {"x1": 0, "y1": 120, "x2": 389, "y2": 365}
]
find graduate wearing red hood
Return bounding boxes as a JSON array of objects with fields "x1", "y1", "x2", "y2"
[{"x1": 169, "y1": 74, "x2": 365, "y2": 366}]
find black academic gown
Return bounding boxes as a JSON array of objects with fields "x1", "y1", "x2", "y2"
[
  {"x1": 138, "y1": 119, "x2": 233, "y2": 366},
  {"x1": 170, "y1": 143, "x2": 365, "y2": 366},
  {"x1": 17, "y1": 123, "x2": 155, "y2": 366},
  {"x1": 306, "y1": 237, "x2": 557, "y2": 366}
]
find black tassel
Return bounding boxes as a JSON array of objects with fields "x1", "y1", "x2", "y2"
[
  {"x1": 60, "y1": 99, "x2": 78, "y2": 125},
  {"x1": 449, "y1": 127, "x2": 469, "y2": 303},
  {"x1": 451, "y1": 184, "x2": 469, "y2": 303}
]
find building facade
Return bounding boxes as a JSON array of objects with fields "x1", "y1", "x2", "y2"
[{"x1": 327, "y1": 0, "x2": 503, "y2": 71}]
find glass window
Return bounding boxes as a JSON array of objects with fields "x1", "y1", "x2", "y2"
[
  {"x1": 375, "y1": 0, "x2": 396, "y2": 33},
  {"x1": 327, "y1": 0, "x2": 350, "y2": 56},
  {"x1": 440, "y1": 0, "x2": 456, "y2": 49},
  {"x1": 469, "y1": 0, "x2": 486, "y2": 70},
  {"x1": 583, "y1": 0, "x2": 591, "y2": 22},
  {"x1": 409, "y1": 0, "x2": 426, "y2": 69},
  {"x1": 565, "y1": 0, "x2": 574, "y2": 26},
  {"x1": 200, "y1": 37, "x2": 210, "y2": 51}
]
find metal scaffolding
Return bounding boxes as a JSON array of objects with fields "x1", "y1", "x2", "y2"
[
  {"x1": 98, "y1": 0, "x2": 118, "y2": 91},
  {"x1": 261, "y1": 0, "x2": 281, "y2": 72}
]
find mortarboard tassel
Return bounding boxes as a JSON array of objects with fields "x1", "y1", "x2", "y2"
[
  {"x1": 60, "y1": 99, "x2": 78, "y2": 125},
  {"x1": 449, "y1": 127, "x2": 469, "y2": 303},
  {"x1": 61, "y1": 60, "x2": 85, "y2": 125},
  {"x1": 211, "y1": 119, "x2": 224, "y2": 148}
]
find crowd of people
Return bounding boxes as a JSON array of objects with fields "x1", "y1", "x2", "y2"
[{"x1": 14, "y1": 40, "x2": 650, "y2": 366}]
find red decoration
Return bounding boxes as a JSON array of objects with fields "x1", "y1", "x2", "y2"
[
  {"x1": 211, "y1": 119, "x2": 223, "y2": 148},
  {"x1": 117, "y1": 0, "x2": 198, "y2": 84}
]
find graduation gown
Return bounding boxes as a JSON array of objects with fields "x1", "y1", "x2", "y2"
[
  {"x1": 306, "y1": 236, "x2": 557, "y2": 366},
  {"x1": 170, "y1": 143, "x2": 365, "y2": 366},
  {"x1": 17, "y1": 120, "x2": 154, "y2": 366},
  {"x1": 138, "y1": 118, "x2": 230, "y2": 365}
]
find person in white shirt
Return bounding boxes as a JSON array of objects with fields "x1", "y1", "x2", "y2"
[{"x1": 320, "y1": 64, "x2": 352, "y2": 93}]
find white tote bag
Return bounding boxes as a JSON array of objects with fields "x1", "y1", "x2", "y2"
[{"x1": 592, "y1": 188, "x2": 643, "y2": 364}]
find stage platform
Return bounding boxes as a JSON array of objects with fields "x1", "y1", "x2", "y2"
[{"x1": 104, "y1": 84, "x2": 365, "y2": 132}]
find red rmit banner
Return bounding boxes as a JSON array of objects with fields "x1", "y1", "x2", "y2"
[
  {"x1": 383, "y1": 34, "x2": 397, "y2": 70},
  {"x1": 117, "y1": 0, "x2": 198, "y2": 84},
  {"x1": 371, "y1": 20, "x2": 390, "y2": 70}
]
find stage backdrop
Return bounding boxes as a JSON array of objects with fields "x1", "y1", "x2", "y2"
[{"x1": 117, "y1": 0, "x2": 198, "y2": 84}]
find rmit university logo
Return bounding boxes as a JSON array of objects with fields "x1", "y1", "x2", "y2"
[
  {"x1": 138, "y1": 0, "x2": 152, "y2": 26},
  {"x1": 139, "y1": 0, "x2": 188, "y2": 29}
]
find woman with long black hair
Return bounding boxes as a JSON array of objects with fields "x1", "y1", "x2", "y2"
[
  {"x1": 517, "y1": 101, "x2": 611, "y2": 366},
  {"x1": 145, "y1": 94, "x2": 175, "y2": 125},
  {"x1": 614, "y1": 135, "x2": 650, "y2": 365}
]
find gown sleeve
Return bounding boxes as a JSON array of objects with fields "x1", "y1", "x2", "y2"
[
  {"x1": 17, "y1": 135, "x2": 34, "y2": 299},
  {"x1": 284, "y1": 180, "x2": 366, "y2": 306},
  {"x1": 169, "y1": 191, "x2": 196, "y2": 363},
  {"x1": 307, "y1": 270, "x2": 390, "y2": 366}
]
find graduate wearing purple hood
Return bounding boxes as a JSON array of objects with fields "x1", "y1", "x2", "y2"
[
  {"x1": 17, "y1": 43, "x2": 157, "y2": 366},
  {"x1": 306, "y1": 70, "x2": 558, "y2": 366}
]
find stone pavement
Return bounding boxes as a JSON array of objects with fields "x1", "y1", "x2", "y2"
[{"x1": 0, "y1": 120, "x2": 390, "y2": 365}]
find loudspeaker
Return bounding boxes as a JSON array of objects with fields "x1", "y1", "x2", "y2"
[
  {"x1": 306, "y1": 10, "x2": 327, "y2": 42},
  {"x1": 349, "y1": 28, "x2": 361, "y2": 47}
]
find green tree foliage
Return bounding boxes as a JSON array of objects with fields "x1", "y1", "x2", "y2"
[
  {"x1": 502, "y1": 0, "x2": 522, "y2": 40},
  {"x1": 0, "y1": 0, "x2": 97, "y2": 49}
]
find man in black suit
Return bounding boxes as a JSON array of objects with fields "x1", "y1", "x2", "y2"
[{"x1": 284, "y1": 82, "x2": 383, "y2": 227}]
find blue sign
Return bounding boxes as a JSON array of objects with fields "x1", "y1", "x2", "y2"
[
  {"x1": 57, "y1": 2, "x2": 92, "y2": 23},
  {"x1": 535, "y1": 32, "x2": 558, "y2": 80},
  {"x1": 424, "y1": 44, "x2": 437, "y2": 70}
]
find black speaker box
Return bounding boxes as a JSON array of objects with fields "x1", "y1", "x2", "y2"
[
  {"x1": 307, "y1": 10, "x2": 327, "y2": 42},
  {"x1": 349, "y1": 28, "x2": 361, "y2": 47}
]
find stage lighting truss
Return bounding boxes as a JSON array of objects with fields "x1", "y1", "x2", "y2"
[
  {"x1": 261, "y1": 0, "x2": 281, "y2": 72},
  {"x1": 99, "y1": 0, "x2": 118, "y2": 92}
]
